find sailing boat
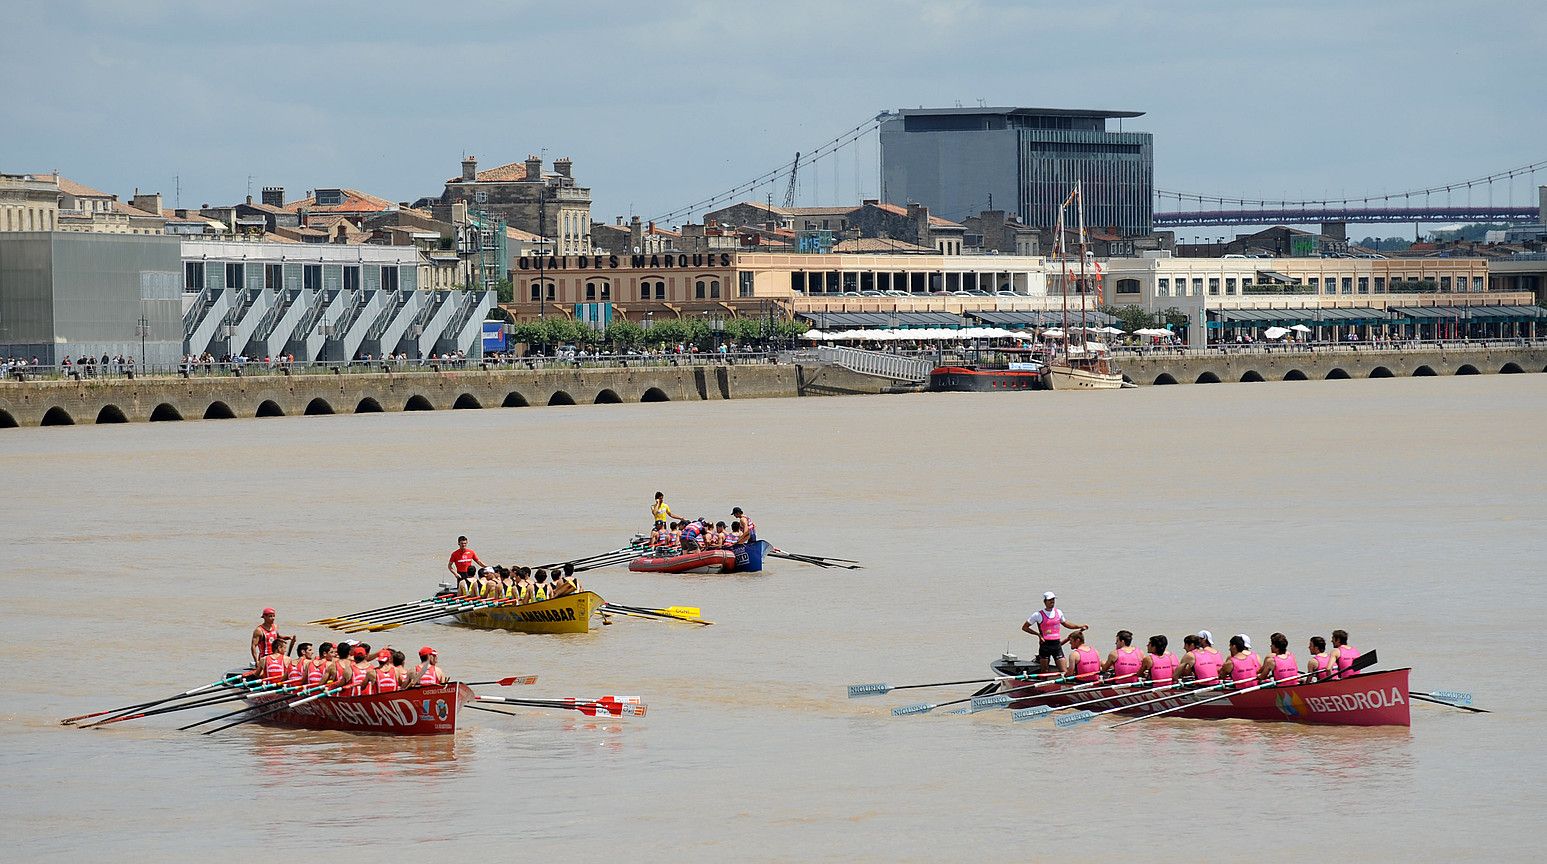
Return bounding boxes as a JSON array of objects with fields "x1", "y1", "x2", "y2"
[{"x1": 1046, "y1": 183, "x2": 1124, "y2": 391}]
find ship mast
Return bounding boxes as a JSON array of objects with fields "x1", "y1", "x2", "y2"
[{"x1": 1076, "y1": 181, "x2": 1090, "y2": 344}]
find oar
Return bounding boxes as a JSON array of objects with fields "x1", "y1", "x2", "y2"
[
  {"x1": 848, "y1": 671, "x2": 1058, "y2": 699},
  {"x1": 599, "y1": 603, "x2": 712, "y2": 625},
  {"x1": 83, "y1": 684, "x2": 285, "y2": 728},
  {"x1": 1411, "y1": 693, "x2": 1490, "y2": 713},
  {"x1": 61, "y1": 673, "x2": 252, "y2": 725},
  {"x1": 462, "y1": 675, "x2": 539, "y2": 687},
  {"x1": 1109, "y1": 650, "x2": 1379, "y2": 729},
  {"x1": 203, "y1": 685, "x2": 344, "y2": 735},
  {"x1": 891, "y1": 674, "x2": 1084, "y2": 716},
  {"x1": 1041, "y1": 678, "x2": 1206, "y2": 727},
  {"x1": 1414, "y1": 689, "x2": 1472, "y2": 706},
  {"x1": 327, "y1": 593, "x2": 480, "y2": 628},
  {"x1": 337, "y1": 594, "x2": 516, "y2": 631},
  {"x1": 776, "y1": 549, "x2": 860, "y2": 566},
  {"x1": 177, "y1": 681, "x2": 318, "y2": 732},
  {"x1": 474, "y1": 694, "x2": 647, "y2": 717},
  {"x1": 311, "y1": 595, "x2": 446, "y2": 625}
]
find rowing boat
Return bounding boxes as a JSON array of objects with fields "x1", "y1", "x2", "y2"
[
  {"x1": 628, "y1": 548, "x2": 737, "y2": 573},
  {"x1": 244, "y1": 682, "x2": 473, "y2": 736},
  {"x1": 451, "y1": 591, "x2": 604, "y2": 634},
  {"x1": 990, "y1": 655, "x2": 1411, "y2": 727}
]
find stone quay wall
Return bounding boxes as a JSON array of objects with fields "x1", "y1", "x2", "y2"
[{"x1": 1117, "y1": 344, "x2": 1547, "y2": 385}]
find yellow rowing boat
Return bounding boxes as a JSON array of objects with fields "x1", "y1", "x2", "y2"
[{"x1": 451, "y1": 591, "x2": 605, "y2": 635}]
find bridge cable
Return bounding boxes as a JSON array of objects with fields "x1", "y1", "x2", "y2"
[{"x1": 1156, "y1": 157, "x2": 1547, "y2": 209}]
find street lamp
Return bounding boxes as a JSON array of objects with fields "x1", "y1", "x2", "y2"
[{"x1": 136, "y1": 300, "x2": 151, "y2": 368}]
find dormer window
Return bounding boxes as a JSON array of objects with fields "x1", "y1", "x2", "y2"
[{"x1": 316, "y1": 189, "x2": 343, "y2": 206}]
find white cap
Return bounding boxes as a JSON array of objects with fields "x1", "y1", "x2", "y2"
[
  {"x1": 1197, "y1": 630, "x2": 1212, "y2": 644},
  {"x1": 1235, "y1": 633, "x2": 1251, "y2": 649},
  {"x1": 1042, "y1": 591, "x2": 1056, "y2": 601}
]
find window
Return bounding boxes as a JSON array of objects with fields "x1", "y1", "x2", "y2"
[
  {"x1": 381, "y1": 267, "x2": 399, "y2": 291},
  {"x1": 303, "y1": 265, "x2": 322, "y2": 291},
  {"x1": 474, "y1": 190, "x2": 487, "y2": 204},
  {"x1": 655, "y1": 282, "x2": 665, "y2": 300},
  {"x1": 1357, "y1": 277, "x2": 1368, "y2": 294},
  {"x1": 265, "y1": 264, "x2": 283, "y2": 290},
  {"x1": 1191, "y1": 278, "x2": 1202, "y2": 296},
  {"x1": 1116, "y1": 278, "x2": 1140, "y2": 295},
  {"x1": 739, "y1": 272, "x2": 754, "y2": 297},
  {"x1": 1374, "y1": 277, "x2": 1385, "y2": 293},
  {"x1": 225, "y1": 262, "x2": 245, "y2": 289},
  {"x1": 791, "y1": 272, "x2": 805, "y2": 293},
  {"x1": 585, "y1": 282, "x2": 597, "y2": 301},
  {"x1": 546, "y1": 283, "x2": 556, "y2": 301},
  {"x1": 1208, "y1": 277, "x2": 1219, "y2": 296},
  {"x1": 316, "y1": 190, "x2": 343, "y2": 206},
  {"x1": 185, "y1": 261, "x2": 205, "y2": 291},
  {"x1": 599, "y1": 282, "x2": 611, "y2": 300},
  {"x1": 531, "y1": 283, "x2": 542, "y2": 301},
  {"x1": 709, "y1": 280, "x2": 721, "y2": 299},
  {"x1": 1225, "y1": 277, "x2": 1237, "y2": 295},
  {"x1": 1309, "y1": 277, "x2": 1319, "y2": 291},
  {"x1": 695, "y1": 280, "x2": 706, "y2": 299},
  {"x1": 1157, "y1": 277, "x2": 1169, "y2": 296},
  {"x1": 1341, "y1": 277, "x2": 1352, "y2": 295},
  {"x1": 344, "y1": 266, "x2": 361, "y2": 292},
  {"x1": 1440, "y1": 276, "x2": 1452, "y2": 291},
  {"x1": 1473, "y1": 276, "x2": 1484, "y2": 292}
]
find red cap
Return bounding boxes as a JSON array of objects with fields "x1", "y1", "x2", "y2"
[
  {"x1": 376, "y1": 649, "x2": 392, "y2": 661},
  {"x1": 351, "y1": 646, "x2": 367, "y2": 660},
  {"x1": 419, "y1": 646, "x2": 436, "y2": 658},
  {"x1": 261, "y1": 607, "x2": 276, "y2": 616}
]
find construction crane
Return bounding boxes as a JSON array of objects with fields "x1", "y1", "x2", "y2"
[{"x1": 782, "y1": 152, "x2": 800, "y2": 209}]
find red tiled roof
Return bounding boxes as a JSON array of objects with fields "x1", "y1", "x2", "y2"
[
  {"x1": 45, "y1": 175, "x2": 112, "y2": 198},
  {"x1": 831, "y1": 237, "x2": 935, "y2": 253},
  {"x1": 284, "y1": 188, "x2": 396, "y2": 214}
]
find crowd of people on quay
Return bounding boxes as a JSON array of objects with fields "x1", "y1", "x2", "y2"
[
  {"x1": 249, "y1": 607, "x2": 448, "y2": 697},
  {"x1": 1024, "y1": 591, "x2": 1364, "y2": 688},
  {"x1": 648, "y1": 493, "x2": 757, "y2": 552},
  {"x1": 446, "y1": 535, "x2": 582, "y2": 601}
]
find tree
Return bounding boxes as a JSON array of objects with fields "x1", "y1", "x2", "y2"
[
  {"x1": 494, "y1": 279, "x2": 513, "y2": 304},
  {"x1": 1100, "y1": 304, "x2": 1155, "y2": 334},
  {"x1": 604, "y1": 319, "x2": 644, "y2": 349},
  {"x1": 1160, "y1": 307, "x2": 1190, "y2": 329}
]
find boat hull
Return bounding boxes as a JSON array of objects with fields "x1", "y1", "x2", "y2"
[
  {"x1": 929, "y1": 365, "x2": 1048, "y2": 392},
  {"x1": 1046, "y1": 365, "x2": 1124, "y2": 390},
  {"x1": 245, "y1": 682, "x2": 472, "y2": 736},
  {"x1": 629, "y1": 548, "x2": 737, "y2": 573},
  {"x1": 731, "y1": 540, "x2": 769, "y2": 573},
  {"x1": 992, "y1": 659, "x2": 1410, "y2": 727},
  {"x1": 453, "y1": 591, "x2": 602, "y2": 634}
]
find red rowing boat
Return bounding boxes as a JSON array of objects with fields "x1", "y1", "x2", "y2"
[
  {"x1": 992, "y1": 659, "x2": 1411, "y2": 727},
  {"x1": 244, "y1": 682, "x2": 473, "y2": 736},
  {"x1": 628, "y1": 548, "x2": 737, "y2": 573}
]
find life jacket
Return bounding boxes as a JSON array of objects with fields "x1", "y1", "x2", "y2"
[
  {"x1": 1111, "y1": 647, "x2": 1143, "y2": 683},
  {"x1": 1270, "y1": 652, "x2": 1299, "y2": 685},
  {"x1": 1148, "y1": 653, "x2": 1178, "y2": 686},
  {"x1": 1192, "y1": 647, "x2": 1223, "y2": 683},
  {"x1": 1335, "y1": 645, "x2": 1361, "y2": 678},
  {"x1": 1072, "y1": 645, "x2": 1101, "y2": 682}
]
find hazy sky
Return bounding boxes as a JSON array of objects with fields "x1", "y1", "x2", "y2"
[{"x1": 5, "y1": 0, "x2": 1544, "y2": 240}]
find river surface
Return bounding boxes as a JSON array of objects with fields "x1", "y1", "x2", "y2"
[{"x1": 3, "y1": 375, "x2": 1543, "y2": 862}]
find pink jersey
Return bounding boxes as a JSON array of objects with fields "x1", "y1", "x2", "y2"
[
  {"x1": 1033, "y1": 609, "x2": 1063, "y2": 641},
  {"x1": 1229, "y1": 652, "x2": 1261, "y2": 685},
  {"x1": 1148, "y1": 653, "x2": 1178, "y2": 686},
  {"x1": 1111, "y1": 647, "x2": 1143, "y2": 682},
  {"x1": 1072, "y1": 645, "x2": 1101, "y2": 682},
  {"x1": 1192, "y1": 647, "x2": 1223, "y2": 683},
  {"x1": 1270, "y1": 652, "x2": 1299, "y2": 684},
  {"x1": 1335, "y1": 645, "x2": 1361, "y2": 678},
  {"x1": 1310, "y1": 653, "x2": 1331, "y2": 682}
]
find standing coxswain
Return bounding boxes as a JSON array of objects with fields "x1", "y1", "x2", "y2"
[
  {"x1": 250, "y1": 607, "x2": 292, "y2": 665},
  {"x1": 1101, "y1": 630, "x2": 1144, "y2": 684},
  {"x1": 731, "y1": 507, "x2": 756, "y2": 542},
  {"x1": 1220, "y1": 634, "x2": 1261, "y2": 687},
  {"x1": 1305, "y1": 636, "x2": 1332, "y2": 681},
  {"x1": 448, "y1": 536, "x2": 488, "y2": 595},
  {"x1": 1021, "y1": 591, "x2": 1088, "y2": 675},
  {"x1": 1257, "y1": 632, "x2": 1299, "y2": 685},
  {"x1": 652, "y1": 492, "x2": 683, "y2": 527},
  {"x1": 1329, "y1": 629, "x2": 1362, "y2": 678}
]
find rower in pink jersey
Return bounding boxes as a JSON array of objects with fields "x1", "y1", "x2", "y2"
[
  {"x1": 1329, "y1": 629, "x2": 1362, "y2": 678},
  {"x1": 1020, "y1": 591, "x2": 1088, "y2": 675},
  {"x1": 1179, "y1": 630, "x2": 1224, "y2": 684},
  {"x1": 1066, "y1": 631, "x2": 1102, "y2": 683},
  {"x1": 1140, "y1": 634, "x2": 1179, "y2": 686},
  {"x1": 1220, "y1": 634, "x2": 1261, "y2": 687},
  {"x1": 1305, "y1": 636, "x2": 1333, "y2": 681},
  {"x1": 1257, "y1": 632, "x2": 1300, "y2": 685},
  {"x1": 1101, "y1": 630, "x2": 1144, "y2": 684}
]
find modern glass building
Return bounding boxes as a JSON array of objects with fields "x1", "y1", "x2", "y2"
[{"x1": 880, "y1": 107, "x2": 1153, "y2": 236}]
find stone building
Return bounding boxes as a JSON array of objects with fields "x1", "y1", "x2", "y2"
[
  {"x1": 0, "y1": 173, "x2": 60, "y2": 232},
  {"x1": 436, "y1": 155, "x2": 592, "y2": 257},
  {"x1": 845, "y1": 201, "x2": 965, "y2": 255},
  {"x1": 592, "y1": 216, "x2": 678, "y2": 256},
  {"x1": 962, "y1": 210, "x2": 1039, "y2": 256}
]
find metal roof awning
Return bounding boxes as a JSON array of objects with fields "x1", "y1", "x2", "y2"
[
  {"x1": 1211, "y1": 307, "x2": 1387, "y2": 324},
  {"x1": 799, "y1": 311, "x2": 965, "y2": 329},
  {"x1": 967, "y1": 310, "x2": 1116, "y2": 327},
  {"x1": 1255, "y1": 270, "x2": 1295, "y2": 284}
]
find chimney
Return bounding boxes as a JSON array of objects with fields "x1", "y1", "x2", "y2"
[
  {"x1": 261, "y1": 186, "x2": 284, "y2": 207},
  {"x1": 616, "y1": 215, "x2": 623, "y2": 225},
  {"x1": 246, "y1": 195, "x2": 254, "y2": 205},
  {"x1": 131, "y1": 191, "x2": 163, "y2": 215},
  {"x1": 525, "y1": 154, "x2": 542, "y2": 181},
  {"x1": 630, "y1": 215, "x2": 643, "y2": 252},
  {"x1": 461, "y1": 156, "x2": 478, "y2": 182},
  {"x1": 554, "y1": 157, "x2": 572, "y2": 178}
]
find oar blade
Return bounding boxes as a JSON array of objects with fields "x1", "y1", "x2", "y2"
[
  {"x1": 966, "y1": 694, "x2": 1010, "y2": 713},
  {"x1": 1428, "y1": 690, "x2": 1472, "y2": 706},
  {"x1": 503, "y1": 676, "x2": 538, "y2": 686},
  {"x1": 1011, "y1": 705, "x2": 1052, "y2": 722},
  {"x1": 1054, "y1": 711, "x2": 1095, "y2": 729},
  {"x1": 847, "y1": 683, "x2": 893, "y2": 698},
  {"x1": 891, "y1": 702, "x2": 935, "y2": 717}
]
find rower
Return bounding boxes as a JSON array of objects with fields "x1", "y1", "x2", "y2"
[
  {"x1": 531, "y1": 570, "x2": 549, "y2": 602},
  {"x1": 731, "y1": 506, "x2": 756, "y2": 541},
  {"x1": 371, "y1": 649, "x2": 400, "y2": 693},
  {"x1": 514, "y1": 567, "x2": 535, "y2": 603},
  {"x1": 680, "y1": 519, "x2": 704, "y2": 551},
  {"x1": 1220, "y1": 634, "x2": 1261, "y2": 688},
  {"x1": 1067, "y1": 631, "x2": 1101, "y2": 683},
  {"x1": 413, "y1": 647, "x2": 446, "y2": 687},
  {"x1": 448, "y1": 536, "x2": 487, "y2": 595},
  {"x1": 1257, "y1": 632, "x2": 1299, "y2": 685},
  {"x1": 307, "y1": 643, "x2": 334, "y2": 688},
  {"x1": 324, "y1": 640, "x2": 358, "y2": 694},
  {"x1": 1306, "y1": 636, "x2": 1332, "y2": 681},
  {"x1": 1021, "y1": 591, "x2": 1087, "y2": 675},
  {"x1": 1101, "y1": 630, "x2": 1144, "y2": 684},
  {"x1": 1329, "y1": 629, "x2": 1362, "y2": 679},
  {"x1": 250, "y1": 607, "x2": 292, "y2": 665},
  {"x1": 649, "y1": 520, "x2": 669, "y2": 547},
  {"x1": 652, "y1": 492, "x2": 683, "y2": 527},
  {"x1": 564, "y1": 562, "x2": 581, "y2": 593},
  {"x1": 550, "y1": 567, "x2": 577, "y2": 598},
  {"x1": 391, "y1": 650, "x2": 408, "y2": 690},
  {"x1": 348, "y1": 645, "x2": 371, "y2": 695},
  {"x1": 1176, "y1": 634, "x2": 1201, "y2": 680},
  {"x1": 1179, "y1": 629, "x2": 1224, "y2": 685},
  {"x1": 259, "y1": 639, "x2": 289, "y2": 685},
  {"x1": 1140, "y1": 634, "x2": 1178, "y2": 686},
  {"x1": 286, "y1": 643, "x2": 313, "y2": 687}
]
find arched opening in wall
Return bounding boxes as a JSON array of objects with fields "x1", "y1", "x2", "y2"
[
  {"x1": 305, "y1": 398, "x2": 336, "y2": 415},
  {"x1": 0, "y1": 409, "x2": 17, "y2": 429},
  {"x1": 203, "y1": 401, "x2": 236, "y2": 419},
  {"x1": 1369, "y1": 367, "x2": 1394, "y2": 379},
  {"x1": 548, "y1": 391, "x2": 576, "y2": 406},
  {"x1": 1326, "y1": 368, "x2": 1351, "y2": 380},
  {"x1": 1500, "y1": 362, "x2": 1524, "y2": 374},
  {"x1": 501, "y1": 392, "x2": 529, "y2": 408},
  {"x1": 1152, "y1": 373, "x2": 1177, "y2": 386},
  {"x1": 453, "y1": 393, "x2": 482, "y2": 410},
  {"x1": 404, "y1": 395, "x2": 434, "y2": 411},
  {"x1": 1195, "y1": 371, "x2": 1221, "y2": 384},
  {"x1": 641, "y1": 387, "x2": 670, "y2": 402},
  {"x1": 355, "y1": 397, "x2": 384, "y2": 413},
  {"x1": 595, "y1": 389, "x2": 622, "y2": 404},
  {"x1": 149, "y1": 403, "x2": 184, "y2": 422},
  {"x1": 256, "y1": 400, "x2": 285, "y2": 417},
  {"x1": 41, "y1": 406, "x2": 75, "y2": 426},
  {"x1": 1239, "y1": 370, "x2": 1265, "y2": 383},
  {"x1": 1412, "y1": 365, "x2": 1437, "y2": 377},
  {"x1": 96, "y1": 404, "x2": 129, "y2": 424},
  {"x1": 1455, "y1": 364, "x2": 1480, "y2": 376},
  {"x1": 1284, "y1": 370, "x2": 1308, "y2": 381}
]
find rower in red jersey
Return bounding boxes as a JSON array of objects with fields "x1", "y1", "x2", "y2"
[
  {"x1": 1329, "y1": 629, "x2": 1362, "y2": 679},
  {"x1": 250, "y1": 607, "x2": 292, "y2": 665},
  {"x1": 285, "y1": 643, "x2": 313, "y2": 687},
  {"x1": 305, "y1": 643, "x2": 334, "y2": 687},
  {"x1": 1257, "y1": 632, "x2": 1299, "y2": 685},
  {"x1": 258, "y1": 640, "x2": 290, "y2": 685},
  {"x1": 324, "y1": 640, "x2": 359, "y2": 694},
  {"x1": 1140, "y1": 634, "x2": 1178, "y2": 686},
  {"x1": 370, "y1": 649, "x2": 402, "y2": 693},
  {"x1": 1220, "y1": 634, "x2": 1261, "y2": 687},
  {"x1": 1066, "y1": 631, "x2": 1102, "y2": 683},
  {"x1": 412, "y1": 646, "x2": 446, "y2": 687},
  {"x1": 1101, "y1": 630, "x2": 1144, "y2": 684},
  {"x1": 1305, "y1": 636, "x2": 1332, "y2": 681},
  {"x1": 348, "y1": 646, "x2": 371, "y2": 695}
]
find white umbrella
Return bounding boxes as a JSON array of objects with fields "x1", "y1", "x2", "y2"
[
  {"x1": 1099, "y1": 326, "x2": 1126, "y2": 335},
  {"x1": 1264, "y1": 326, "x2": 1290, "y2": 340},
  {"x1": 1042, "y1": 328, "x2": 1065, "y2": 339},
  {"x1": 1133, "y1": 328, "x2": 1169, "y2": 337},
  {"x1": 1289, "y1": 324, "x2": 1313, "y2": 333},
  {"x1": 800, "y1": 329, "x2": 825, "y2": 340}
]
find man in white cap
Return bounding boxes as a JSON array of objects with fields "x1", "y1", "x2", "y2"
[
  {"x1": 1021, "y1": 591, "x2": 1088, "y2": 675},
  {"x1": 1179, "y1": 630, "x2": 1224, "y2": 683}
]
